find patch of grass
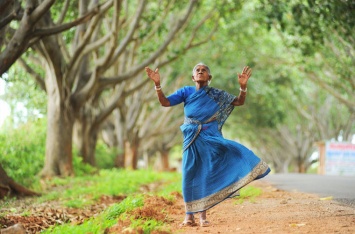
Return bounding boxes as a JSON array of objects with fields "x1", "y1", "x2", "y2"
[
  {"x1": 156, "y1": 173, "x2": 182, "y2": 205},
  {"x1": 234, "y1": 186, "x2": 262, "y2": 204},
  {"x1": 64, "y1": 199, "x2": 89, "y2": 208},
  {"x1": 37, "y1": 169, "x2": 174, "y2": 208},
  {"x1": 130, "y1": 218, "x2": 167, "y2": 233},
  {"x1": 44, "y1": 217, "x2": 113, "y2": 234},
  {"x1": 44, "y1": 196, "x2": 145, "y2": 234},
  {"x1": 20, "y1": 210, "x2": 31, "y2": 217},
  {"x1": 42, "y1": 170, "x2": 181, "y2": 233},
  {"x1": 156, "y1": 174, "x2": 181, "y2": 196},
  {"x1": 0, "y1": 197, "x2": 17, "y2": 210},
  {"x1": 104, "y1": 195, "x2": 144, "y2": 220}
]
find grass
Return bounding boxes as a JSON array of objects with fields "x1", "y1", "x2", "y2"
[
  {"x1": 233, "y1": 186, "x2": 262, "y2": 204},
  {"x1": 40, "y1": 169, "x2": 181, "y2": 233},
  {"x1": 130, "y1": 219, "x2": 166, "y2": 233},
  {"x1": 36, "y1": 169, "x2": 179, "y2": 207},
  {"x1": 104, "y1": 195, "x2": 145, "y2": 220},
  {"x1": 43, "y1": 198, "x2": 137, "y2": 234},
  {"x1": 2, "y1": 169, "x2": 264, "y2": 233}
]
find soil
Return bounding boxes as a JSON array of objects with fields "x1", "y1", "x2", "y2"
[
  {"x1": 168, "y1": 181, "x2": 355, "y2": 234},
  {"x1": 1, "y1": 180, "x2": 355, "y2": 234}
]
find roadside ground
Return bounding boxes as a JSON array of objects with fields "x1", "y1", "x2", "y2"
[
  {"x1": 1, "y1": 180, "x2": 354, "y2": 233},
  {"x1": 169, "y1": 180, "x2": 355, "y2": 234}
]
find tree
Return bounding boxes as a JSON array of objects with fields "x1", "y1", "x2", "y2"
[
  {"x1": 0, "y1": 0, "x2": 98, "y2": 75},
  {"x1": 101, "y1": 71, "x2": 185, "y2": 169},
  {"x1": 4, "y1": 0, "x2": 352, "y2": 177},
  {"x1": 0, "y1": 164, "x2": 39, "y2": 199},
  {"x1": 193, "y1": 0, "x2": 354, "y2": 173},
  {"x1": 0, "y1": 0, "x2": 106, "y2": 179},
  {"x1": 249, "y1": 0, "x2": 355, "y2": 172},
  {"x1": 69, "y1": 0, "x2": 223, "y2": 169},
  {"x1": 258, "y1": 0, "x2": 355, "y2": 111},
  {"x1": 15, "y1": 0, "x2": 224, "y2": 176}
]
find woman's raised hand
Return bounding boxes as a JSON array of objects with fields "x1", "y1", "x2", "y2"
[
  {"x1": 237, "y1": 66, "x2": 252, "y2": 86},
  {"x1": 145, "y1": 67, "x2": 160, "y2": 85}
]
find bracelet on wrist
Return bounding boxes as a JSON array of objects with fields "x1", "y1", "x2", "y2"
[
  {"x1": 239, "y1": 87, "x2": 247, "y2": 92},
  {"x1": 155, "y1": 85, "x2": 162, "y2": 91}
]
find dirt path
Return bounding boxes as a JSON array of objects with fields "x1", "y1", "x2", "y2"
[
  {"x1": 1, "y1": 180, "x2": 355, "y2": 233},
  {"x1": 169, "y1": 181, "x2": 355, "y2": 234}
]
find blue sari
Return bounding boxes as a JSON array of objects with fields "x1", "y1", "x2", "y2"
[{"x1": 168, "y1": 86, "x2": 270, "y2": 214}]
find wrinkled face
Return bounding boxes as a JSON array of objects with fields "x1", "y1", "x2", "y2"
[{"x1": 192, "y1": 65, "x2": 211, "y2": 83}]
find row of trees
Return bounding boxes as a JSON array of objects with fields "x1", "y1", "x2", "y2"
[
  {"x1": 250, "y1": 0, "x2": 354, "y2": 172},
  {"x1": 1, "y1": 0, "x2": 226, "y2": 176},
  {"x1": 0, "y1": 0, "x2": 354, "y2": 196}
]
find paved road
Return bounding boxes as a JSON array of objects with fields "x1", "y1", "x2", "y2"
[{"x1": 262, "y1": 173, "x2": 355, "y2": 208}]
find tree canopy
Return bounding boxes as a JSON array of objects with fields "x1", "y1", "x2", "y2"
[{"x1": 0, "y1": 0, "x2": 354, "y2": 190}]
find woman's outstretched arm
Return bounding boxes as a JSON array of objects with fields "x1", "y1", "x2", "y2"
[
  {"x1": 145, "y1": 67, "x2": 171, "y2": 107},
  {"x1": 232, "y1": 66, "x2": 252, "y2": 106}
]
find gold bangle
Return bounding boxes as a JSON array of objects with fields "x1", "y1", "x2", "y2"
[{"x1": 155, "y1": 86, "x2": 161, "y2": 91}]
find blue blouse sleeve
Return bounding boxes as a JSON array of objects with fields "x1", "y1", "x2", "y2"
[{"x1": 167, "y1": 86, "x2": 194, "y2": 106}]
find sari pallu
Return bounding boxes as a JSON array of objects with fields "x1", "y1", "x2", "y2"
[{"x1": 180, "y1": 86, "x2": 270, "y2": 214}]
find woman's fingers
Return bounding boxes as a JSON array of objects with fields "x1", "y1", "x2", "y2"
[
  {"x1": 145, "y1": 67, "x2": 152, "y2": 75},
  {"x1": 145, "y1": 67, "x2": 154, "y2": 78},
  {"x1": 241, "y1": 66, "x2": 252, "y2": 78},
  {"x1": 242, "y1": 66, "x2": 248, "y2": 74},
  {"x1": 145, "y1": 67, "x2": 159, "y2": 78}
]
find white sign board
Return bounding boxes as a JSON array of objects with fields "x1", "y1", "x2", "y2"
[{"x1": 325, "y1": 142, "x2": 355, "y2": 176}]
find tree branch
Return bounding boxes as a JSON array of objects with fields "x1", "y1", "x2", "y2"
[
  {"x1": 144, "y1": 0, "x2": 175, "y2": 41},
  {"x1": 31, "y1": 6, "x2": 99, "y2": 37},
  {"x1": 307, "y1": 71, "x2": 355, "y2": 111},
  {"x1": 66, "y1": 0, "x2": 113, "y2": 90},
  {"x1": 0, "y1": 2, "x2": 21, "y2": 30},
  {"x1": 28, "y1": 0, "x2": 55, "y2": 24},
  {"x1": 92, "y1": 89, "x2": 124, "y2": 132},
  {"x1": 98, "y1": 0, "x2": 198, "y2": 86},
  {"x1": 94, "y1": 0, "x2": 123, "y2": 69},
  {"x1": 18, "y1": 58, "x2": 46, "y2": 92},
  {"x1": 106, "y1": 0, "x2": 147, "y2": 68},
  {"x1": 56, "y1": 0, "x2": 70, "y2": 24},
  {"x1": 0, "y1": 0, "x2": 56, "y2": 75}
]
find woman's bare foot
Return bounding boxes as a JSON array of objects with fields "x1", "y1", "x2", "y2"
[
  {"x1": 199, "y1": 211, "x2": 210, "y2": 227},
  {"x1": 180, "y1": 214, "x2": 196, "y2": 227}
]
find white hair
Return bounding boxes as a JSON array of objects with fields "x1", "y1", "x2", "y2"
[{"x1": 192, "y1": 62, "x2": 211, "y2": 75}]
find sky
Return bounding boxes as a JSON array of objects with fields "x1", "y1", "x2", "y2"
[{"x1": 0, "y1": 79, "x2": 10, "y2": 127}]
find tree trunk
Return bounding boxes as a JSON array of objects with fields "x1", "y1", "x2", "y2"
[
  {"x1": 73, "y1": 118, "x2": 98, "y2": 166},
  {"x1": 40, "y1": 92, "x2": 74, "y2": 177},
  {"x1": 0, "y1": 163, "x2": 39, "y2": 199},
  {"x1": 115, "y1": 152, "x2": 125, "y2": 168},
  {"x1": 124, "y1": 141, "x2": 133, "y2": 169},
  {"x1": 123, "y1": 139, "x2": 141, "y2": 170},
  {"x1": 34, "y1": 20, "x2": 74, "y2": 177},
  {"x1": 128, "y1": 132, "x2": 140, "y2": 170},
  {"x1": 160, "y1": 149, "x2": 170, "y2": 171},
  {"x1": 81, "y1": 129, "x2": 98, "y2": 166},
  {"x1": 297, "y1": 157, "x2": 305, "y2": 173},
  {"x1": 131, "y1": 141, "x2": 139, "y2": 170},
  {"x1": 113, "y1": 109, "x2": 126, "y2": 168},
  {"x1": 84, "y1": 130, "x2": 98, "y2": 167}
]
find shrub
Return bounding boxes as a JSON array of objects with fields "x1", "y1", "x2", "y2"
[{"x1": 0, "y1": 118, "x2": 46, "y2": 187}]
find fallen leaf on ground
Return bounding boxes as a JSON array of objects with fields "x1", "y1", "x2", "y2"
[
  {"x1": 319, "y1": 196, "x2": 333, "y2": 201},
  {"x1": 289, "y1": 223, "x2": 306, "y2": 227}
]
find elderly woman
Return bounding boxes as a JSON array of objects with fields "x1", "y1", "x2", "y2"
[{"x1": 145, "y1": 63, "x2": 270, "y2": 227}]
